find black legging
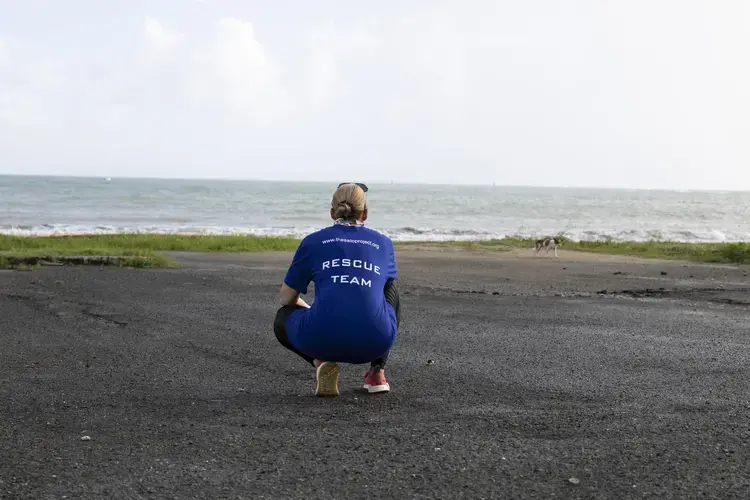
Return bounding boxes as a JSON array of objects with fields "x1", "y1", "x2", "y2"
[{"x1": 274, "y1": 278, "x2": 401, "y2": 369}]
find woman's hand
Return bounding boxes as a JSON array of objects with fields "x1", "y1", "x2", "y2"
[{"x1": 279, "y1": 283, "x2": 310, "y2": 308}]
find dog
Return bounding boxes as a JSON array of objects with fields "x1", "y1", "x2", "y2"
[{"x1": 534, "y1": 236, "x2": 562, "y2": 257}]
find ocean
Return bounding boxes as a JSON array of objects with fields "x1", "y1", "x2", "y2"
[{"x1": 2, "y1": 175, "x2": 749, "y2": 243}]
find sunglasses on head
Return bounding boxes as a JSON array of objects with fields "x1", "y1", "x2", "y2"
[{"x1": 337, "y1": 182, "x2": 369, "y2": 193}]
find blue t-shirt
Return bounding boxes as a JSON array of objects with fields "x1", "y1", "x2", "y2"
[{"x1": 283, "y1": 224, "x2": 398, "y2": 364}]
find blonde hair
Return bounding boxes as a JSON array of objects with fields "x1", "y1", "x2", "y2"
[{"x1": 331, "y1": 183, "x2": 366, "y2": 220}]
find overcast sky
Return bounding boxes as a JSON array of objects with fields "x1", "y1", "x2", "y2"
[{"x1": 1, "y1": 0, "x2": 748, "y2": 190}]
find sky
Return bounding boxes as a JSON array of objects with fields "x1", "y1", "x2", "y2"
[{"x1": 0, "y1": 0, "x2": 748, "y2": 190}]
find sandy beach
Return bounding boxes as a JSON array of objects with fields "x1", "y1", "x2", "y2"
[{"x1": 1, "y1": 248, "x2": 749, "y2": 499}]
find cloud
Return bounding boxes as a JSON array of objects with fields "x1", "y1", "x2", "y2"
[
  {"x1": 187, "y1": 18, "x2": 287, "y2": 123},
  {"x1": 3, "y1": 16, "x2": 288, "y2": 136},
  {"x1": 142, "y1": 17, "x2": 184, "y2": 62},
  {"x1": 0, "y1": 15, "x2": 294, "y2": 179}
]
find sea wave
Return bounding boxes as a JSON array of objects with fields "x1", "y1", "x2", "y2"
[{"x1": 1, "y1": 224, "x2": 749, "y2": 243}]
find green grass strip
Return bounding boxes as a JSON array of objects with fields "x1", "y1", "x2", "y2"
[
  {"x1": 404, "y1": 237, "x2": 750, "y2": 264},
  {"x1": 1, "y1": 234, "x2": 748, "y2": 266}
]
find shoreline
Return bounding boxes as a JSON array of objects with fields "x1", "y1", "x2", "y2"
[{"x1": 5, "y1": 231, "x2": 749, "y2": 244}]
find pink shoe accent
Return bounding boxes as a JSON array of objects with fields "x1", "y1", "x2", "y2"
[{"x1": 363, "y1": 368, "x2": 390, "y2": 393}]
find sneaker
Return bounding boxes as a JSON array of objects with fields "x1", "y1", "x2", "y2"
[
  {"x1": 363, "y1": 368, "x2": 390, "y2": 394},
  {"x1": 314, "y1": 360, "x2": 340, "y2": 397}
]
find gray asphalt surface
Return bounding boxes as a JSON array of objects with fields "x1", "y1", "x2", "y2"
[{"x1": 1, "y1": 250, "x2": 749, "y2": 499}]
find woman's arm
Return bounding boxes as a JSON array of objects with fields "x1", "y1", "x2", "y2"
[
  {"x1": 386, "y1": 238, "x2": 398, "y2": 279},
  {"x1": 279, "y1": 237, "x2": 312, "y2": 308},
  {"x1": 279, "y1": 283, "x2": 310, "y2": 308}
]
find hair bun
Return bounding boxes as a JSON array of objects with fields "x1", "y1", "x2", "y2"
[{"x1": 335, "y1": 201, "x2": 353, "y2": 219}]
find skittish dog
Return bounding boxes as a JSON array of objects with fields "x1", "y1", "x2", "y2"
[{"x1": 534, "y1": 237, "x2": 561, "y2": 257}]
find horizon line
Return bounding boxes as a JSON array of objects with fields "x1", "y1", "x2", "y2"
[{"x1": 0, "y1": 172, "x2": 747, "y2": 194}]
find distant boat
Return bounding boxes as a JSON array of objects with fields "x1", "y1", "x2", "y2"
[{"x1": 105, "y1": 177, "x2": 112, "y2": 182}]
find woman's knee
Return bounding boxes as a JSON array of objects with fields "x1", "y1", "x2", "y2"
[
  {"x1": 384, "y1": 278, "x2": 399, "y2": 302},
  {"x1": 273, "y1": 305, "x2": 296, "y2": 343},
  {"x1": 384, "y1": 278, "x2": 401, "y2": 325}
]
